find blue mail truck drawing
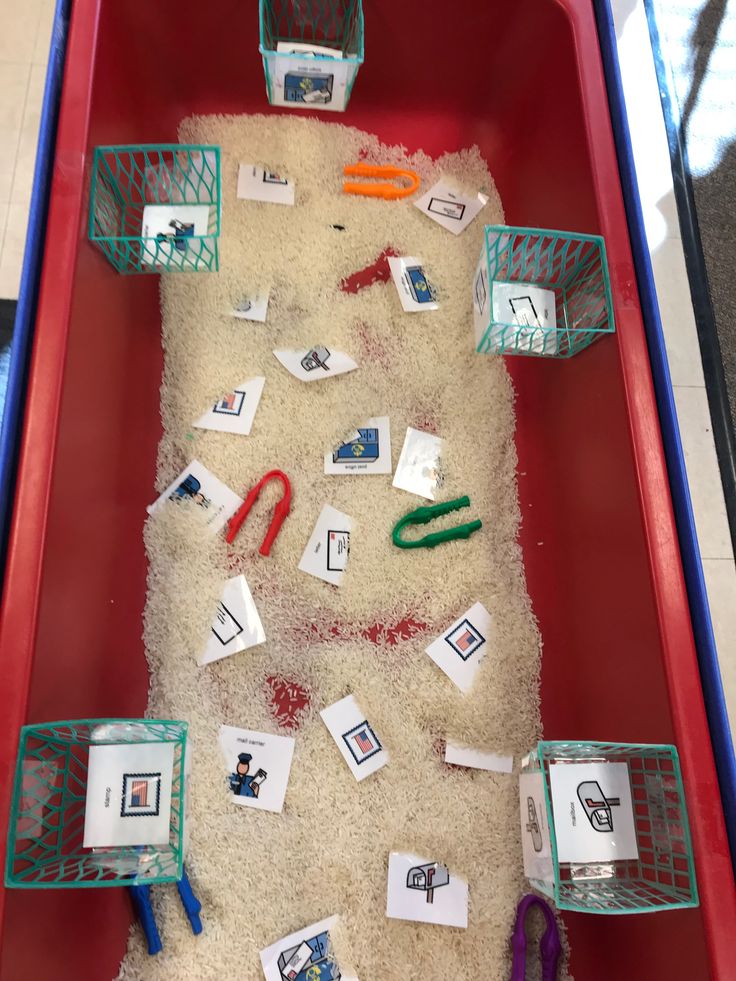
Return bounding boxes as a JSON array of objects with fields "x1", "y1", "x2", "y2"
[
  {"x1": 333, "y1": 428, "x2": 379, "y2": 463},
  {"x1": 278, "y1": 928, "x2": 341, "y2": 981}
]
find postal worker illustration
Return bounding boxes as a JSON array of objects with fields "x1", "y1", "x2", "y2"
[{"x1": 229, "y1": 752, "x2": 267, "y2": 799}]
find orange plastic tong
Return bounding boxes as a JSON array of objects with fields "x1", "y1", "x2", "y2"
[{"x1": 343, "y1": 162, "x2": 420, "y2": 200}]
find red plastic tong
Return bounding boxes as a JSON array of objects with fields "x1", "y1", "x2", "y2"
[{"x1": 225, "y1": 470, "x2": 291, "y2": 557}]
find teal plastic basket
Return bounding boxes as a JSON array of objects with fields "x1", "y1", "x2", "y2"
[
  {"x1": 521, "y1": 741, "x2": 698, "y2": 914},
  {"x1": 259, "y1": 0, "x2": 364, "y2": 112},
  {"x1": 89, "y1": 145, "x2": 220, "y2": 274},
  {"x1": 473, "y1": 226, "x2": 615, "y2": 357},
  {"x1": 5, "y1": 719, "x2": 188, "y2": 888}
]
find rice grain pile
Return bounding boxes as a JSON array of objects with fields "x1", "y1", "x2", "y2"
[{"x1": 118, "y1": 114, "x2": 558, "y2": 981}]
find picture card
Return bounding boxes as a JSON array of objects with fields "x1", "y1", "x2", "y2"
[
  {"x1": 324, "y1": 416, "x2": 392, "y2": 475},
  {"x1": 141, "y1": 204, "x2": 210, "y2": 266},
  {"x1": 392, "y1": 427, "x2": 443, "y2": 501},
  {"x1": 147, "y1": 460, "x2": 243, "y2": 535},
  {"x1": 83, "y1": 742, "x2": 175, "y2": 848},
  {"x1": 276, "y1": 40, "x2": 344, "y2": 59},
  {"x1": 231, "y1": 290, "x2": 270, "y2": 322},
  {"x1": 519, "y1": 770, "x2": 554, "y2": 881},
  {"x1": 298, "y1": 505, "x2": 352, "y2": 586},
  {"x1": 388, "y1": 256, "x2": 439, "y2": 312},
  {"x1": 414, "y1": 180, "x2": 488, "y2": 235},
  {"x1": 320, "y1": 694, "x2": 389, "y2": 782},
  {"x1": 489, "y1": 282, "x2": 558, "y2": 355},
  {"x1": 266, "y1": 54, "x2": 353, "y2": 112},
  {"x1": 425, "y1": 601, "x2": 493, "y2": 693},
  {"x1": 549, "y1": 761, "x2": 639, "y2": 864},
  {"x1": 237, "y1": 164, "x2": 295, "y2": 206},
  {"x1": 274, "y1": 346, "x2": 358, "y2": 382},
  {"x1": 260, "y1": 915, "x2": 357, "y2": 981},
  {"x1": 445, "y1": 740, "x2": 513, "y2": 774},
  {"x1": 386, "y1": 852, "x2": 468, "y2": 929},
  {"x1": 193, "y1": 377, "x2": 265, "y2": 436},
  {"x1": 218, "y1": 725, "x2": 295, "y2": 815},
  {"x1": 200, "y1": 575, "x2": 266, "y2": 666}
]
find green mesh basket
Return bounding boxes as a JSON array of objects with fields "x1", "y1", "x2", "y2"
[
  {"x1": 521, "y1": 741, "x2": 698, "y2": 914},
  {"x1": 473, "y1": 226, "x2": 615, "y2": 357},
  {"x1": 89, "y1": 145, "x2": 220, "y2": 274},
  {"x1": 5, "y1": 719, "x2": 188, "y2": 888},
  {"x1": 259, "y1": 0, "x2": 364, "y2": 112}
]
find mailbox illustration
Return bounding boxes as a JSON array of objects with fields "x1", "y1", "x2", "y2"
[
  {"x1": 406, "y1": 861, "x2": 450, "y2": 904},
  {"x1": 301, "y1": 346, "x2": 331, "y2": 372},
  {"x1": 577, "y1": 780, "x2": 621, "y2": 832},
  {"x1": 526, "y1": 797, "x2": 543, "y2": 853}
]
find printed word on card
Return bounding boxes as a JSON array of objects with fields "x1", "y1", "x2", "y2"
[{"x1": 298, "y1": 504, "x2": 352, "y2": 586}]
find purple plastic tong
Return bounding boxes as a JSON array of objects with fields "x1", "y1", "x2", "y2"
[{"x1": 510, "y1": 893, "x2": 562, "y2": 981}]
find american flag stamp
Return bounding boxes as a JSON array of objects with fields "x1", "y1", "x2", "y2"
[
  {"x1": 444, "y1": 618, "x2": 486, "y2": 661},
  {"x1": 120, "y1": 772, "x2": 162, "y2": 818},
  {"x1": 342, "y1": 720, "x2": 382, "y2": 765},
  {"x1": 212, "y1": 390, "x2": 245, "y2": 416},
  {"x1": 320, "y1": 694, "x2": 389, "y2": 782}
]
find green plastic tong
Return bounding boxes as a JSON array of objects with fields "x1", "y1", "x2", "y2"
[{"x1": 392, "y1": 496, "x2": 482, "y2": 549}]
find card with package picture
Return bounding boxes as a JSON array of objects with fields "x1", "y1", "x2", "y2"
[
  {"x1": 237, "y1": 164, "x2": 295, "y2": 206},
  {"x1": 414, "y1": 180, "x2": 489, "y2": 235},
  {"x1": 147, "y1": 460, "x2": 243, "y2": 535},
  {"x1": 392, "y1": 427, "x2": 444, "y2": 501},
  {"x1": 324, "y1": 416, "x2": 392, "y2": 475},
  {"x1": 425, "y1": 601, "x2": 493, "y2": 693},
  {"x1": 298, "y1": 504, "x2": 352, "y2": 587},
  {"x1": 260, "y1": 915, "x2": 357, "y2": 981},
  {"x1": 386, "y1": 852, "x2": 468, "y2": 929},
  {"x1": 200, "y1": 575, "x2": 266, "y2": 666},
  {"x1": 388, "y1": 256, "x2": 439, "y2": 312},
  {"x1": 140, "y1": 204, "x2": 211, "y2": 266},
  {"x1": 519, "y1": 770, "x2": 554, "y2": 881},
  {"x1": 83, "y1": 742, "x2": 175, "y2": 848},
  {"x1": 231, "y1": 290, "x2": 270, "y2": 322},
  {"x1": 274, "y1": 346, "x2": 358, "y2": 382},
  {"x1": 218, "y1": 725, "x2": 295, "y2": 815},
  {"x1": 193, "y1": 377, "x2": 265, "y2": 437},
  {"x1": 549, "y1": 760, "x2": 639, "y2": 864},
  {"x1": 320, "y1": 694, "x2": 389, "y2": 782}
]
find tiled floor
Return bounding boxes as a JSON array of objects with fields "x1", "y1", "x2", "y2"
[{"x1": 0, "y1": 0, "x2": 54, "y2": 300}]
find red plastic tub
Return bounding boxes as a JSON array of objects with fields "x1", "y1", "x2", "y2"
[{"x1": 1, "y1": 1, "x2": 734, "y2": 978}]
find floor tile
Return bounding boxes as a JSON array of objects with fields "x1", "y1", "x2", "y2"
[
  {"x1": 651, "y1": 237, "x2": 706, "y2": 388},
  {"x1": 0, "y1": 63, "x2": 31, "y2": 132},
  {"x1": 701, "y1": 557, "x2": 736, "y2": 747},
  {"x1": 0, "y1": 0, "x2": 42, "y2": 63},
  {"x1": 10, "y1": 64, "x2": 45, "y2": 204},
  {"x1": 0, "y1": 201, "x2": 8, "y2": 254},
  {"x1": 3, "y1": 203, "x2": 28, "y2": 253},
  {"x1": 32, "y1": 0, "x2": 55, "y2": 65},
  {"x1": 0, "y1": 256, "x2": 21, "y2": 299},
  {"x1": 673, "y1": 384, "x2": 733, "y2": 559}
]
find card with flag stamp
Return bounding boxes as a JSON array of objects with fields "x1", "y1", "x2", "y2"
[
  {"x1": 320, "y1": 694, "x2": 389, "y2": 782},
  {"x1": 298, "y1": 504, "x2": 352, "y2": 586},
  {"x1": 193, "y1": 377, "x2": 265, "y2": 436},
  {"x1": 83, "y1": 742, "x2": 175, "y2": 848},
  {"x1": 425, "y1": 602, "x2": 493, "y2": 692}
]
